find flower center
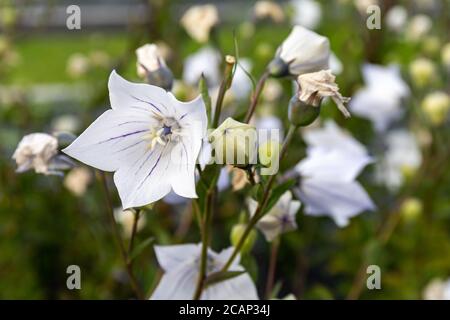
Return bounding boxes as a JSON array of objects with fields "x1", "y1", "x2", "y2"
[{"x1": 143, "y1": 117, "x2": 182, "y2": 150}]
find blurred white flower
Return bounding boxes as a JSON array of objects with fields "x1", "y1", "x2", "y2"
[
  {"x1": 51, "y1": 115, "x2": 81, "y2": 134},
  {"x1": 136, "y1": 43, "x2": 173, "y2": 90},
  {"x1": 254, "y1": 1, "x2": 285, "y2": 23},
  {"x1": 183, "y1": 47, "x2": 221, "y2": 88},
  {"x1": 385, "y1": 5, "x2": 408, "y2": 32},
  {"x1": 294, "y1": 121, "x2": 375, "y2": 227},
  {"x1": 354, "y1": 0, "x2": 379, "y2": 15},
  {"x1": 180, "y1": 5, "x2": 219, "y2": 43},
  {"x1": 303, "y1": 120, "x2": 368, "y2": 157},
  {"x1": 66, "y1": 53, "x2": 90, "y2": 78},
  {"x1": 350, "y1": 64, "x2": 410, "y2": 132},
  {"x1": 296, "y1": 69, "x2": 351, "y2": 117},
  {"x1": 248, "y1": 191, "x2": 301, "y2": 241},
  {"x1": 406, "y1": 14, "x2": 432, "y2": 41},
  {"x1": 136, "y1": 44, "x2": 168, "y2": 76},
  {"x1": 151, "y1": 244, "x2": 258, "y2": 300},
  {"x1": 230, "y1": 59, "x2": 253, "y2": 100},
  {"x1": 13, "y1": 133, "x2": 72, "y2": 175},
  {"x1": 114, "y1": 208, "x2": 147, "y2": 238},
  {"x1": 423, "y1": 278, "x2": 450, "y2": 300},
  {"x1": 329, "y1": 52, "x2": 343, "y2": 75},
  {"x1": 262, "y1": 79, "x2": 283, "y2": 102},
  {"x1": 63, "y1": 71, "x2": 208, "y2": 209},
  {"x1": 254, "y1": 114, "x2": 284, "y2": 144},
  {"x1": 64, "y1": 167, "x2": 92, "y2": 197},
  {"x1": 376, "y1": 130, "x2": 422, "y2": 190},
  {"x1": 290, "y1": 0, "x2": 322, "y2": 29},
  {"x1": 269, "y1": 25, "x2": 330, "y2": 77}
]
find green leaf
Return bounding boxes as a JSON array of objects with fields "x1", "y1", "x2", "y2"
[
  {"x1": 263, "y1": 179, "x2": 297, "y2": 214},
  {"x1": 129, "y1": 236, "x2": 155, "y2": 261},
  {"x1": 205, "y1": 270, "x2": 246, "y2": 287}
]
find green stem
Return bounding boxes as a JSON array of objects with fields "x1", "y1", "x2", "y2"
[
  {"x1": 220, "y1": 125, "x2": 297, "y2": 272},
  {"x1": 98, "y1": 172, "x2": 144, "y2": 300},
  {"x1": 244, "y1": 70, "x2": 270, "y2": 123},
  {"x1": 265, "y1": 237, "x2": 280, "y2": 299},
  {"x1": 128, "y1": 209, "x2": 141, "y2": 254},
  {"x1": 213, "y1": 56, "x2": 236, "y2": 128},
  {"x1": 193, "y1": 188, "x2": 215, "y2": 300}
]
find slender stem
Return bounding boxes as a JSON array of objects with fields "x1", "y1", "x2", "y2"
[
  {"x1": 244, "y1": 70, "x2": 270, "y2": 123},
  {"x1": 128, "y1": 209, "x2": 141, "y2": 254},
  {"x1": 213, "y1": 56, "x2": 236, "y2": 128},
  {"x1": 193, "y1": 188, "x2": 214, "y2": 299},
  {"x1": 98, "y1": 172, "x2": 144, "y2": 300},
  {"x1": 220, "y1": 125, "x2": 297, "y2": 273},
  {"x1": 265, "y1": 237, "x2": 280, "y2": 299}
]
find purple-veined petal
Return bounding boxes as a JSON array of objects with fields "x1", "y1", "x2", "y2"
[{"x1": 63, "y1": 109, "x2": 154, "y2": 172}]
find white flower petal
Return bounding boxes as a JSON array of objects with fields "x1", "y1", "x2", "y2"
[
  {"x1": 154, "y1": 244, "x2": 200, "y2": 271},
  {"x1": 296, "y1": 148, "x2": 373, "y2": 182},
  {"x1": 303, "y1": 120, "x2": 368, "y2": 156},
  {"x1": 108, "y1": 70, "x2": 173, "y2": 113},
  {"x1": 63, "y1": 109, "x2": 153, "y2": 172},
  {"x1": 362, "y1": 63, "x2": 410, "y2": 98},
  {"x1": 151, "y1": 264, "x2": 198, "y2": 300},
  {"x1": 296, "y1": 178, "x2": 375, "y2": 227}
]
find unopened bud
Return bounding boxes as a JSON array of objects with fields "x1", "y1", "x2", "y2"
[
  {"x1": 230, "y1": 224, "x2": 257, "y2": 254},
  {"x1": 288, "y1": 95, "x2": 321, "y2": 127},
  {"x1": 400, "y1": 197, "x2": 423, "y2": 222}
]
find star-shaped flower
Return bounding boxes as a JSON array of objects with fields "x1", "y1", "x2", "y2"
[{"x1": 63, "y1": 71, "x2": 208, "y2": 209}]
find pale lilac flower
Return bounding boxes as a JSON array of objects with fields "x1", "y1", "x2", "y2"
[
  {"x1": 230, "y1": 59, "x2": 253, "y2": 100},
  {"x1": 63, "y1": 71, "x2": 208, "y2": 209},
  {"x1": 375, "y1": 130, "x2": 422, "y2": 190},
  {"x1": 151, "y1": 244, "x2": 258, "y2": 300},
  {"x1": 350, "y1": 64, "x2": 410, "y2": 132},
  {"x1": 294, "y1": 121, "x2": 375, "y2": 227},
  {"x1": 290, "y1": 0, "x2": 322, "y2": 30},
  {"x1": 248, "y1": 191, "x2": 301, "y2": 241},
  {"x1": 183, "y1": 47, "x2": 221, "y2": 88},
  {"x1": 180, "y1": 5, "x2": 219, "y2": 43},
  {"x1": 423, "y1": 278, "x2": 450, "y2": 300}
]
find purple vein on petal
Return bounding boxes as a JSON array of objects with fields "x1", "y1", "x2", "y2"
[
  {"x1": 97, "y1": 129, "x2": 148, "y2": 145},
  {"x1": 137, "y1": 147, "x2": 166, "y2": 190}
]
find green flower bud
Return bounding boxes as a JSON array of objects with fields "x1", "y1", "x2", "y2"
[
  {"x1": 400, "y1": 197, "x2": 423, "y2": 222},
  {"x1": 230, "y1": 224, "x2": 257, "y2": 254},
  {"x1": 209, "y1": 118, "x2": 257, "y2": 166},
  {"x1": 421, "y1": 91, "x2": 450, "y2": 126},
  {"x1": 288, "y1": 95, "x2": 321, "y2": 127},
  {"x1": 409, "y1": 58, "x2": 435, "y2": 87}
]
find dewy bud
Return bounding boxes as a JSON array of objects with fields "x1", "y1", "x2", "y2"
[
  {"x1": 209, "y1": 117, "x2": 257, "y2": 166},
  {"x1": 230, "y1": 223, "x2": 257, "y2": 254},
  {"x1": 136, "y1": 44, "x2": 174, "y2": 90},
  {"x1": 269, "y1": 25, "x2": 330, "y2": 77},
  {"x1": 288, "y1": 95, "x2": 321, "y2": 127}
]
